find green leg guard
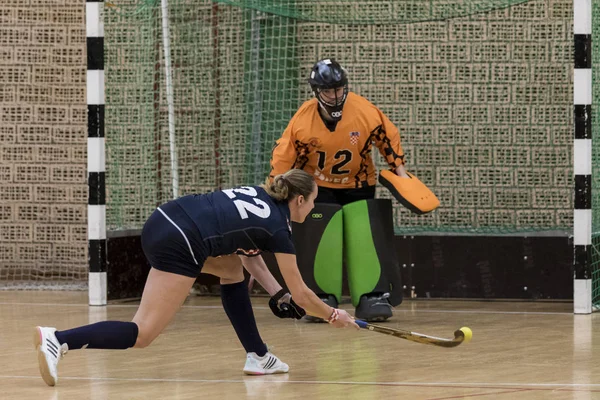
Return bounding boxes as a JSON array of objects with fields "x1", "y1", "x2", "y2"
[
  {"x1": 292, "y1": 204, "x2": 343, "y2": 303},
  {"x1": 343, "y1": 199, "x2": 403, "y2": 307}
]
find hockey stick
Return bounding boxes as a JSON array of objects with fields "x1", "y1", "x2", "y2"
[{"x1": 355, "y1": 320, "x2": 472, "y2": 348}]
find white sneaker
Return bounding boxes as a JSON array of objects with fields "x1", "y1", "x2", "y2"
[
  {"x1": 33, "y1": 326, "x2": 68, "y2": 386},
  {"x1": 243, "y1": 351, "x2": 289, "y2": 375}
]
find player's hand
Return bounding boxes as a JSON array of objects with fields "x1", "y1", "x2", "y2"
[
  {"x1": 269, "y1": 289, "x2": 306, "y2": 319},
  {"x1": 395, "y1": 164, "x2": 410, "y2": 178},
  {"x1": 329, "y1": 309, "x2": 360, "y2": 329}
]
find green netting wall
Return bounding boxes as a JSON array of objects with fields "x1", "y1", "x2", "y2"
[{"x1": 104, "y1": 0, "x2": 575, "y2": 236}]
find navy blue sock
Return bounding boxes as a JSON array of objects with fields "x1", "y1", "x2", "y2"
[
  {"x1": 221, "y1": 281, "x2": 267, "y2": 356},
  {"x1": 55, "y1": 321, "x2": 138, "y2": 350}
]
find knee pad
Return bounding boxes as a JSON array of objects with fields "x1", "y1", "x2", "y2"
[
  {"x1": 343, "y1": 199, "x2": 403, "y2": 307},
  {"x1": 292, "y1": 204, "x2": 343, "y2": 302}
]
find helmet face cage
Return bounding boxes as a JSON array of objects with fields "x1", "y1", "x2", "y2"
[
  {"x1": 308, "y1": 59, "x2": 349, "y2": 121},
  {"x1": 312, "y1": 85, "x2": 348, "y2": 122},
  {"x1": 314, "y1": 85, "x2": 348, "y2": 107}
]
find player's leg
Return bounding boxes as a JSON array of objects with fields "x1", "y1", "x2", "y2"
[
  {"x1": 292, "y1": 194, "x2": 343, "y2": 321},
  {"x1": 312, "y1": 186, "x2": 344, "y2": 311},
  {"x1": 34, "y1": 267, "x2": 195, "y2": 386},
  {"x1": 132, "y1": 268, "x2": 196, "y2": 347},
  {"x1": 202, "y1": 255, "x2": 268, "y2": 355},
  {"x1": 132, "y1": 201, "x2": 203, "y2": 346},
  {"x1": 202, "y1": 255, "x2": 289, "y2": 375},
  {"x1": 34, "y1": 202, "x2": 201, "y2": 386},
  {"x1": 343, "y1": 198, "x2": 402, "y2": 322},
  {"x1": 337, "y1": 186, "x2": 399, "y2": 320}
]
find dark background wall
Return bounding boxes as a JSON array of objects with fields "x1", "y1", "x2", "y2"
[{"x1": 107, "y1": 233, "x2": 572, "y2": 301}]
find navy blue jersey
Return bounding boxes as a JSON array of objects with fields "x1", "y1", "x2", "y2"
[{"x1": 175, "y1": 186, "x2": 295, "y2": 257}]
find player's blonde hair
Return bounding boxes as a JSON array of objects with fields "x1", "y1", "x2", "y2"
[{"x1": 262, "y1": 169, "x2": 315, "y2": 202}]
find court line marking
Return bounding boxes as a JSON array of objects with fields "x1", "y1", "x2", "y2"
[
  {"x1": 0, "y1": 302, "x2": 574, "y2": 315},
  {"x1": 405, "y1": 309, "x2": 572, "y2": 316},
  {"x1": 0, "y1": 375, "x2": 599, "y2": 391},
  {"x1": 425, "y1": 388, "x2": 532, "y2": 400}
]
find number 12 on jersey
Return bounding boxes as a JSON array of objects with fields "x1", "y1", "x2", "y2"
[
  {"x1": 316, "y1": 150, "x2": 352, "y2": 175},
  {"x1": 222, "y1": 187, "x2": 271, "y2": 219}
]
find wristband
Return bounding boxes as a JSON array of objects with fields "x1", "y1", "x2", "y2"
[{"x1": 327, "y1": 308, "x2": 339, "y2": 324}]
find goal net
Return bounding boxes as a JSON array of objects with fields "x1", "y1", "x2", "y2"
[{"x1": 104, "y1": 0, "x2": 588, "y2": 297}]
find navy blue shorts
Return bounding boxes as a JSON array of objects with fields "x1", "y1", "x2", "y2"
[{"x1": 141, "y1": 200, "x2": 208, "y2": 278}]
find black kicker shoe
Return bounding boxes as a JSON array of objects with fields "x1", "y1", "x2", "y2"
[{"x1": 355, "y1": 293, "x2": 393, "y2": 322}]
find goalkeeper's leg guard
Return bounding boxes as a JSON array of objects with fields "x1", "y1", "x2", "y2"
[
  {"x1": 292, "y1": 203, "x2": 343, "y2": 309},
  {"x1": 343, "y1": 199, "x2": 403, "y2": 321}
]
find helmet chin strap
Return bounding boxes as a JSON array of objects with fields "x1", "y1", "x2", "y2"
[
  {"x1": 313, "y1": 85, "x2": 348, "y2": 122},
  {"x1": 317, "y1": 102, "x2": 336, "y2": 121},
  {"x1": 315, "y1": 94, "x2": 345, "y2": 122}
]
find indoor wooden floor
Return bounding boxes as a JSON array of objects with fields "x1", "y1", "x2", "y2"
[{"x1": 0, "y1": 291, "x2": 598, "y2": 400}]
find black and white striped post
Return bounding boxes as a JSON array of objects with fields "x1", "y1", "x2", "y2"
[
  {"x1": 573, "y1": 0, "x2": 592, "y2": 314},
  {"x1": 86, "y1": 0, "x2": 107, "y2": 306}
]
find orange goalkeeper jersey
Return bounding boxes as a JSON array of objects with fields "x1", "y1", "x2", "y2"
[{"x1": 270, "y1": 92, "x2": 405, "y2": 189}]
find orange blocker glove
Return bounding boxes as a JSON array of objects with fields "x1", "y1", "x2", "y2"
[{"x1": 378, "y1": 169, "x2": 439, "y2": 214}]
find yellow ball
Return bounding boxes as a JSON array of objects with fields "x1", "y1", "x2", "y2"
[{"x1": 459, "y1": 327, "x2": 473, "y2": 343}]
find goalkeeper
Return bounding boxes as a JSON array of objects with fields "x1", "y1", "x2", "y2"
[{"x1": 269, "y1": 58, "x2": 411, "y2": 321}]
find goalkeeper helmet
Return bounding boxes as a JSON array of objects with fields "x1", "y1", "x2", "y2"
[{"x1": 308, "y1": 59, "x2": 348, "y2": 122}]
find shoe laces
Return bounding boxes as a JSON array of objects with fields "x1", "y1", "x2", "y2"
[
  {"x1": 58, "y1": 343, "x2": 68, "y2": 359},
  {"x1": 369, "y1": 293, "x2": 392, "y2": 309}
]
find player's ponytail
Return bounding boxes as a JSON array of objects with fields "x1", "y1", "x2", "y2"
[
  {"x1": 266, "y1": 174, "x2": 290, "y2": 201},
  {"x1": 263, "y1": 169, "x2": 315, "y2": 202}
]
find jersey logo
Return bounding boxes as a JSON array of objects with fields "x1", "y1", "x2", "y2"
[
  {"x1": 349, "y1": 131, "x2": 360, "y2": 145},
  {"x1": 308, "y1": 137, "x2": 322, "y2": 148}
]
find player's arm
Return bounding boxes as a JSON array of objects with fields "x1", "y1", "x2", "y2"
[
  {"x1": 274, "y1": 252, "x2": 358, "y2": 329},
  {"x1": 371, "y1": 107, "x2": 439, "y2": 213},
  {"x1": 269, "y1": 120, "x2": 298, "y2": 180},
  {"x1": 239, "y1": 255, "x2": 282, "y2": 296},
  {"x1": 374, "y1": 108, "x2": 408, "y2": 177},
  {"x1": 241, "y1": 254, "x2": 305, "y2": 320},
  {"x1": 275, "y1": 252, "x2": 329, "y2": 318}
]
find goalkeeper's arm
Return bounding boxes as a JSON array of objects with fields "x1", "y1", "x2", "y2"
[
  {"x1": 373, "y1": 106, "x2": 407, "y2": 175},
  {"x1": 269, "y1": 123, "x2": 298, "y2": 181}
]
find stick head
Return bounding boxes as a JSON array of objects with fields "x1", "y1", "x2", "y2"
[{"x1": 458, "y1": 327, "x2": 473, "y2": 343}]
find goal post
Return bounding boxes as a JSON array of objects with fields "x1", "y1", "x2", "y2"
[{"x1": 97, "y1": 0, "x2": 598, "y2": 310}]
